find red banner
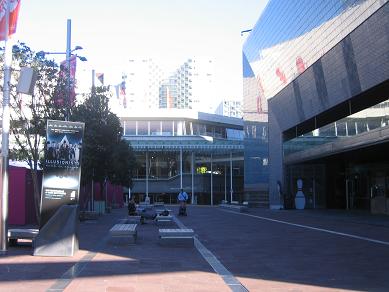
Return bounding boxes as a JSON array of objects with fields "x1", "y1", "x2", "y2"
[
  {"x1": 0, "y1": 0, "x2": 21, "y2": 41},
  {"x1": 59, "y1": 56, "x2": 77, "y2": 106}
]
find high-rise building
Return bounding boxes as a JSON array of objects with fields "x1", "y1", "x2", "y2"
[
  {"x1": 215, "y1": 100, "x2": 242, "y2": 118},
  {"x1": 110, "y1": 58, "x2": 165, "y2": 116},
  {"x1": 159, "y1": 58, "x2": 214, "y2": 112},
  {"x1": 111, "y1": 57, "x2": 215, "y2": 116}
]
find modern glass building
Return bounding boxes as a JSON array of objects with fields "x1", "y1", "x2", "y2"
[
  {"x1": 244, "y1": 0, "x2": 389, "y2": 213},
  {"x1": 121, "y1": 109, "x2": 244, "y2": 205}
]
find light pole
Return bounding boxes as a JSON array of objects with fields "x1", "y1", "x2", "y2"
[
  {"x1": 38, "y1": 19, "x2": 87, "y2": 121},
  {"x1": 0, "y1": 1, "x2": 12, "y2": 254}
]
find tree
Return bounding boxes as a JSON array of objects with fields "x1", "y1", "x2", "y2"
[
  {"x1": 71, "y1": 86, "x2": 136, "y2": 207},
  {"x1": 0, "y1": 42, "x2": 65, "y2": 224}
]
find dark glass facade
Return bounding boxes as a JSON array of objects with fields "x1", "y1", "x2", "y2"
[
  {"x1": 243, "y1": 0, "x2": 389, "y2": 211},
  {"x1": 243, "y1": 0, "x2": 385, "y2": 101}
]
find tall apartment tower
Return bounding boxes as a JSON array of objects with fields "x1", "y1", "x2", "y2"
[
  {"x1": 159, "y1": 58, "x2": 214, "y2": 113},
  {"x1": 124, "y1": 58, "x2": 164, "y2": 112},
  {"x1": 215, "y1": 100, "x2": 242, "y2": 118}
]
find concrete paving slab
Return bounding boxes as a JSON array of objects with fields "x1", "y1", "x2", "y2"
[{"x1": 2, "y1": 206, "x2": 389, "y2": 291}]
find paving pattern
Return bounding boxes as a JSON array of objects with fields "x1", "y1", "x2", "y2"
[{"x1": 1, "y1": 206, "x2": 389, "y2": 291}]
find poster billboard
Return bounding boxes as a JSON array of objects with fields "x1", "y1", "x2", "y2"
[{"x1": 40, "y1": 120, "x2": 85, "y2": 228}]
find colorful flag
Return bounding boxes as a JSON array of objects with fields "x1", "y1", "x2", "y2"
[
  {"x1": 96, "y1": 73, "x2": 104, "y2": 85},
  {"x1": 114, "y1": 84, "x2": 120, "y2": 99},
  {"x1": 0, "y1": 0, "x2": 21, "y2": 41},
  {"x1": 59, "y1": 56, "x2": 77, "y2": 106},
  {"x1": 120, "y1": 80, "x2": 126, "y2": 95},
  {"x1": 120, "y1": 80, "x2": 127, "y2": 108}
]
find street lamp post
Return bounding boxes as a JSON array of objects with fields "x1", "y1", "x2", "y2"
[
  {"x1": 0, "y1": 1, "x2": 11, "y2": 254},
  {"x1": 39, "y1": 19, "x2": 86, "y2": 121}
]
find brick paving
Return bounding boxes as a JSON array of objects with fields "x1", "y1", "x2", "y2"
[{"x1": 1, "y1": 206, "x2": 389, "y2": 291}]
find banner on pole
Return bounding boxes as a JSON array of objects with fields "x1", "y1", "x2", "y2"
[
  {"x1": 0, "y1": 0, "x2": 21, "y2": 41},
  {"x1": 40, "y1": 120, "x2": 84, "y2": 228},
  {"x1": 57, "y1": 55, "x2": 77, "y2": 107}
]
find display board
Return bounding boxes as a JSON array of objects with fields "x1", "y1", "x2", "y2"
[{"x1": 40, "y1": 120, "x2": 84, "y2": 228}]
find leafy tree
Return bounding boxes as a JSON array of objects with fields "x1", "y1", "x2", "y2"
[
  {"x1": 0, "y1": 42, "x2": 65, "y2": 224},
  {"x1": 71, "y1": 86, "x2": 136, "y2": 207}
]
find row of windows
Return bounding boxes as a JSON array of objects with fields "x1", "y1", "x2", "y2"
[
  {"x1": 122, "y1": 120, "x2": 244, "y2": 140},
  {"x1": 284, "y1": 101, "x2": 389, "y2": 155}
]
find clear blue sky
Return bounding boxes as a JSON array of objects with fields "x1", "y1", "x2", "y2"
[{"x1": 15, "y1": 0, "x2": 268, "y2": 104}]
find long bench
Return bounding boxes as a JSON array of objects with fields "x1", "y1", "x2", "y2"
[
  {"x1": 159, "y1": 228, "x2": 194, "y2": 247},
  {"x1": 109, "y1": 224, "x2": 138, "y2": 244},
  {"x1": 219, "y1": 203, "x2": 248, "y2": 212},
  {"x1": 8, "y1": 228, "x2": 39, "y2": 246},
  {"x1": 118, "y1": 216, "x2": 142, "y2": 224},
  {"x1": 155, "y1": 214, "x2": 173, "y2": 225}
]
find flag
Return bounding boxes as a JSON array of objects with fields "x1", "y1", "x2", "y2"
[
  {"x1": 120, "y1": 80, "x2": 126, "y2": 95},
  {"x1": 96, "y1": 72, "x2": 104, "y2": 85},
  {"x1": 114, "y1": 84, "x2": 120, "y2": 99},
  {"x1": 0, "y1": 0, "x2": 21, "y2": 41},
  {"x1": 119, "y1": 80, "x2": 127, "y2": 108},
  {"x1": 58, "y1": 56, "x2": 77, "y2": 106}
]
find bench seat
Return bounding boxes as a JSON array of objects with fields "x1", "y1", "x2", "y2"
[
  {"x1": 127, "y1": 215, "x2": 141, "y2": 223},
  {"x1": 219, "y1": 203, "x2": 248, "y2": 212},
  {"x1": 8, "y1": 228, "x2": 39, "y2": 246},
  {"x1": 109, "y1": 224, "x2": 137, "y2": 244},
  {"x1": 159, "y1": 228, "x2": 194, "y2": 247},
  {"x1": 155, "y1": 214, "x2": 173, "y2": 225}
]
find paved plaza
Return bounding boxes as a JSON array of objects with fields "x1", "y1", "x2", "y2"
[{"x1": 1, "y1": 206, "x2": 389, "y2": 291}]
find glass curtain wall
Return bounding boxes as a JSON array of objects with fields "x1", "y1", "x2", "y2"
[{"x1": 284, "y1": 100, "x2": 389, "y2": 155}]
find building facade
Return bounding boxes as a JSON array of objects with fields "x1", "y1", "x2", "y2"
[
  {"x1": 159, "y1": 58, "x2": 215, "y2": 112},
  {"x1": 215, "y1": 100, "x2": 242, "y2": 118},
  {"x1": 244, "y1": 0, "x2": 389, "y2": 212},
  {"x1": 121, "y1": 109, "x2": 244, "y2": 205}
]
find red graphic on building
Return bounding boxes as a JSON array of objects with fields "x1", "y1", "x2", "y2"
[
  {"x1": 276, "y1": 67, "x2": 287, "y2": 84},
  {"x1": 296, "y1": 56, "x2": 305, "y2": 73}
]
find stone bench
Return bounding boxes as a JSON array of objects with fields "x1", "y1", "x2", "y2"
[
  {"x1": 155, "y1": 214, "x2": 173, "y2": 225},
  {"x1": 159, "y1": 228, "x2": 194, "y2": 247},
  {"x1": 109, "y1": 224, "x2": 137, "y2": 244},
  {"x1": 127, "y1": 215, "x2": 142, "y2": 223},
  {"x1": 8, "y1": 228, "x2": 39, "y2": 246},
  {"x1": 219, "y1": 203, "x2": 248, "y2": 212},
  {"x1": 118, "y1": 216, "x2": 142, "y2": 224}
]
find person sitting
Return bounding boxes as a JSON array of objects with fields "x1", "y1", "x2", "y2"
[{"x1": 128, "y1": 197, "x2": 137, "y2": 216}]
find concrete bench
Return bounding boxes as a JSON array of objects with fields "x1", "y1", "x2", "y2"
[
  {"x1": 118, "y1": 216, "x2": 141, "y2": 224},
  {"x1": 109, "y1": 224, "x2": 137, "y2": 244},
  {"x1": 159, "y1": 228, "x2": 194, "y2": 247},
  {"x1": 127, "y1": 215, "x2": 142, "y2": 223},
  {"x1": 155, "y1": 214, "x2": 173, "y2": 225},
  {"x1": 219, "y1": 203, "x2": 248, "y2": 212},
  {"x1": 8, "y1": 228, "x2": 39, "y2": 246}
]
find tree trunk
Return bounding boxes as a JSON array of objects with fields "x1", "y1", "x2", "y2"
[{"x1": 30, "y1": 169, "x2": 41, "y2": 226}]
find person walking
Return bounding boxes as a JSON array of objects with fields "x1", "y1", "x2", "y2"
[{"x1": 177, "y1": 188, "x2": 188, "y2": 216}]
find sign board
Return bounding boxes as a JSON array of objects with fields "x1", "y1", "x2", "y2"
[{"x1": 40, "y1": 120, "x2": 84, "y2": 228}]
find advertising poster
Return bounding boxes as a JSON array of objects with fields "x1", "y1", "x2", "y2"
[{"x1": 40, "y1": 120, "x2": 85, "y2": 228}]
